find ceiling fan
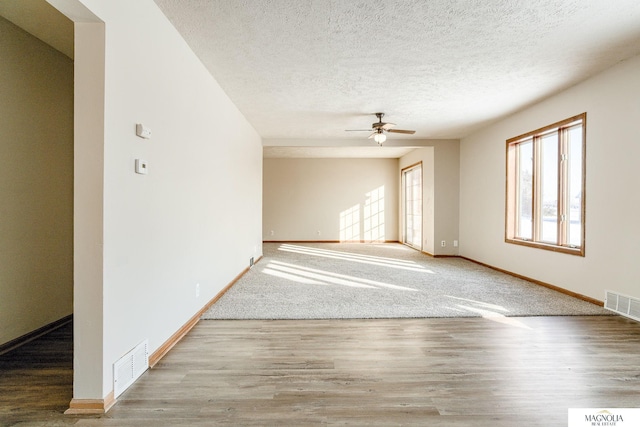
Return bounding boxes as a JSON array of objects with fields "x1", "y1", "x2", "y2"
[{"x1": 346, "y1": 112, "x2": 416, "y2": 145}]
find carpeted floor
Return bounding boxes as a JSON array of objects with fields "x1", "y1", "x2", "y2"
[{"x1": 202, "y1": 242, "x2": 610, "y2": 320}]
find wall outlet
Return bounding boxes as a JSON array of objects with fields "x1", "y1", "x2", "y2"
[
  {"x1": 270, "y1": 230, "x2": 274, "y2": 236},
  {"x1": 135, "y1": 159, "x2": 148, "y2": 175},
  {"x1": 317, "y1": 230, "x2": 321, "y2": 236},
  {"x1": 453, "y1": 240, "x2": 459, "y2": 247},
  {"x1": 441, "y1": 240, "x2": 446, "y2": 247},
  {"x1": 195, "y1": 283, "x2": 200, "y2": 298}
]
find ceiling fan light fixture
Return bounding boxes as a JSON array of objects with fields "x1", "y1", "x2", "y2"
[
  {"x1": 344, "y1": 112, "x2": 415, "y2": 143},
  {"x1": 373, "y1": 132, "x2": 386, "y2": 145}
]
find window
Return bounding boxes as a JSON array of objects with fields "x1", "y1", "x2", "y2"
[{"x1": 506, "y1": 113, "x2": 586, "y2": 256}]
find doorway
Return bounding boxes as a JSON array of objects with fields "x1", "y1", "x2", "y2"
[{"x1": 402, "y1": 162, "x2": 422, "y2": 249}]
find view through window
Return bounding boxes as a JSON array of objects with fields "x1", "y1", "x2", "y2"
[
  {"x1": 402, "y1": 163, "x2": 422, "y2": 249},
  {"x1": 506, "y1": 113, "x2": 586, "y2": 255}
]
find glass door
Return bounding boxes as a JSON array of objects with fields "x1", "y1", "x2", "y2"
[{"x1": 402, "y1": 163, "x2": 422, "y2": 249}]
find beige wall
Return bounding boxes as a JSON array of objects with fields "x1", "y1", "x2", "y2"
[
  {"x1": 460, "y1": 54, "x2": 640, "y2": 302},
  {"x1": 264, "y1": 158, "x2": 399, "y2": 242},
  {"x1": 399, "y1": 140, "x2": 460, "y2": 256},
  {"x1": 0, "y1": 16, "x2": 73, "y2": 345},
  {"x1": 49, "y1": 0, "x2": 263, "y2": 400}
]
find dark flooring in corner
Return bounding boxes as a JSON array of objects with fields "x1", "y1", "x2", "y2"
[{"x1": 0, "y1": 322, "x2": 77, "y2": 426}]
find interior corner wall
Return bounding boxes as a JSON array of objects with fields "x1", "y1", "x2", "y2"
[
  {"x1": 69, "y1": 0, "x2": 263, "y2": 400},
  {"x1": 263, "y1": 158, "x2": 399, "y2": 242},
  {"x1": 0, "y1": 16, "x2": 73, "y2": 345},
  {"x1": 399, "y1": 140, "x2": 460, "y2": 256},
  {"x1": 459, "y1": 54, "x2": 640, "y2": 302}
]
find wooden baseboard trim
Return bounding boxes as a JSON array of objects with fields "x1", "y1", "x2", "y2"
[
  {"x1": 263, "y1": 240, "x2": 400, "y2": 244},
  {"x1": 421, "y1": 250, "x2": 459, "y2": 258},
  {"x1": 460, "y1": 256, "x2": 604, "y2": 307},
  {"x1": 65, "y1": 391, "x2": 115, "y2": 415},
  {"x1": 148, "y1": 256, "x2": 263, "y2": 368},
  {"x1": 0, "y1": 314, "x2": 73, "y2": 356},
  {"x1": 263, "y1": 240, "x2": 340, "y2": 243}
]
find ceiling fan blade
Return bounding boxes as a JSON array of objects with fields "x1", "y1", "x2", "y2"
[
  {"x1": 387, "y1": 129, "x2": 416, "y2": 134},
  {"x1": 345, "y1": 129, "x2": 374, "y2": 132},
  {"x1": 367, "y1": 132, "x2": 376, "y2": 139},
  {"x1": 381, "y1": 122, "x2": 396, "y2": 130}
]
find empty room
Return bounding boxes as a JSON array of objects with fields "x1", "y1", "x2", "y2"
[{"x1": 1, "y1": 1, "x2": 640, "y2": 426}]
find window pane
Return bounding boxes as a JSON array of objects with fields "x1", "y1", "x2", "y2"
[
  {"x1": 403, "y1": 165, "x2": 422, "y2": 248},
  {"x1": 567, "y1": 126, "x2": 583, "y2": 246},
  {"x1": 517, "y1": 140, "x2": 533, "y2": 239},
  {"x1": 540, "y1": 132, "x2": 558, "y2": 243}
]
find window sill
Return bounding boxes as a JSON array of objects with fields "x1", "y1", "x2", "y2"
[{"x1": 505, "y1": 238, "x2": 584, "y2": 257}]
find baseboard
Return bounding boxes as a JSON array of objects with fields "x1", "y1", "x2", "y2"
[
  {"x1": 64, "y1": 391, "x2": 115, "y2": 415},
  {"x1": 422, "y1": 250, "x2": 460, "y2": 258},
  {"x1": 460, "y1": 256, "x2": 604, "y2": 307},
  {"x1": 263, "y1": 240, "x2": 340, "y2": 243},
  {"x1": 263, "y1": 240, "x2": 400, "y2": 243},
  {"x1": 64, "y1": 255, "x2": 260, "y2": 415},
  {"x1": 0, "y1": 314, "x2": 73, "y2": 356},
  {"x1": 148, "y1": 256, "x2": 263, "y2": 368}
]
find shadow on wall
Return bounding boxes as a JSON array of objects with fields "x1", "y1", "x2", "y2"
[{"x1": 340, "y1": 186, "x2": 385, "y2": 242}]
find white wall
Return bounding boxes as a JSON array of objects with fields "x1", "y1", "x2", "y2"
[
  {"x1": 263, "y1": 158, "x2": 399, "y2": 242},
  {"x1": 0, "y1": 16, "x2": 73, "y2": 345},
  {"x1": 399, "y1": 140, "x2": 460, "y2": 256},
  {"x1": 54, "y1": 0, "x2": 263, "y2": 401},
  {"x1": 460, "y1": 54, "x2": 640, "y2": 302}
]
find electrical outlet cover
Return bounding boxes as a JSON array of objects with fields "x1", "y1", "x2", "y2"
[{"x1": 135, "y1": 159, "x2": 148, "y2": 175}]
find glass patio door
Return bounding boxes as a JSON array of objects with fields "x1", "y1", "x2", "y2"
[{"x1": 402, "y1": 163, "x2": 422, "y2": 249}]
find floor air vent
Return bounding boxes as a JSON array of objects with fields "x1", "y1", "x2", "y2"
[
  {"x1": 113, "y1": 340, "x2": 149, "y2": 398},
  {"x1": 605, "y1": 290, "x2": 640, "y2": 322}
]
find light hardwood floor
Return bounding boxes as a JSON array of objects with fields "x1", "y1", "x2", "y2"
[{"x1": 1, "y1": 316, "x2": 639, "y2": 426}]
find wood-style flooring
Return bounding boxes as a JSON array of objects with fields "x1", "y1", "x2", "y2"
[{"x1": 1, "y1": 316, "x2": 639, "y2": 426}]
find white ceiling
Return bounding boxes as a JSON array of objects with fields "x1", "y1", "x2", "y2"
[
  {"x1": 154, "y1": 0, "x2": 640, "y2": 145},
  {"x1": 4, "y1": 1, "x2": 640, "y2": 157}
]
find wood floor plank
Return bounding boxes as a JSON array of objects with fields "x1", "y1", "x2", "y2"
[{"x1": 1, "y1": 316, "x2": 639, "y2": 426}]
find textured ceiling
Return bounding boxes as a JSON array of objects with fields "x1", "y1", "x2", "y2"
[{"x1": 154, "y1": 0, "x2": 640, "y2": 144}]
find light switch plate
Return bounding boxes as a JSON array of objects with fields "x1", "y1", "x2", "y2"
[{"x1": 135, "y1": 159, "x2": 148, "y2": 175}]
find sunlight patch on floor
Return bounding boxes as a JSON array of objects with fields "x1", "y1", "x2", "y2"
[
  {"x1": 457, "y1": 305, "x2": 532, "y2": 329},
  {"x1": 278, "y1": 244, "x2": 434, "y2": 274},
  {"x1": 262, "y1": 260, "x2": 419, "y2": 291},
  {"x1": 446, "y1": 296, "x2": 510, "y2": 313}
]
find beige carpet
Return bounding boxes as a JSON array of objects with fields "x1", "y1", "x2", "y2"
[{"x1": 202, "y1": 242, "x2": 610, "y2": 319}]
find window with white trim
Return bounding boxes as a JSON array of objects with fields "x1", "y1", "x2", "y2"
[{"x1": 505, "y1": 113, "x2": 586, "y2": 256}]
